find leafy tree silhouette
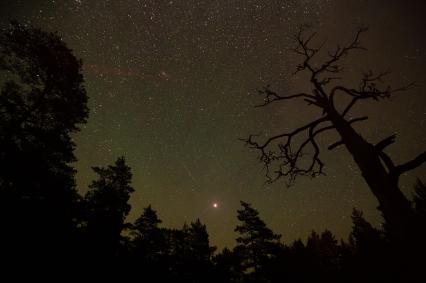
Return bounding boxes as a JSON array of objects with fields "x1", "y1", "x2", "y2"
[
  {"x1": 83, "y1": 157, "x2": 134, "y2": 259},
  {"x1": 243, "y1": 26, "x2": 425, "y2": 244},
  {"x1": 0, "y1": 21, "x2": 88, "y2": 259}
]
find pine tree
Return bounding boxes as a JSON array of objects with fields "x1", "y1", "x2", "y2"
[
  {"x1": 234, "y1": 201, "x2": 281, "y2": 274},
  {"x1": 167, "y1": 219, "x2": 216, "y2": 282},
  {"x1": 133, "y1": 205, "x2": 162, "y2": 236},
  {"x1": 306, "y1": 230, "x2": 340, "y2": 279},
  {"x1": 187, "y1": 219, "x2": 216, "y2": 262},
  {"x1": 345, "y1": 208, "x2": 393, "y2": 282},
  {"x1": 349, "y1": 208, "x2": 384, "y2": 251},
  {"x1": 131, "y1": 205, "x2": 165, "y2": 262},
  {"x1": 213, "y1": 248, "x2": 244, "y2": 283},
  {"x1": 84, "y1": 157, "x2": 134, "y2": 258}
]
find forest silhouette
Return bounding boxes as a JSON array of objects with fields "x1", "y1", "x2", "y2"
[{"x1": 0, "y1": 22, "x2": 425, "y2": 282}]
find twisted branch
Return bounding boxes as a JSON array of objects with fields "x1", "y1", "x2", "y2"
[
  {"x1": 244, "y1": 26, "x2": 422, "y2": 185},
  {"x1": 255, "y1": 85, "x2": 316, "y2": 107},
  {"x1": 242, "y1": 116, "x2": 331, "y2": 185}
]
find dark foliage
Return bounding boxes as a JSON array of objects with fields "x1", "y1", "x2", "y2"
[
  {"x1": 0, "y1": 21, "x2": 88, "y2": 261},
  {"x1": 234, "y1": 201, "x2": 282, "y2": 281},
  {"x1": 82, "y1": 157, "x2": 134, "y2": 258}
]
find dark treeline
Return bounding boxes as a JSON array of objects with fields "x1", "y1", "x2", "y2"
[{"x1": 1, "y1": 22, "x2": 425, "y2": 282}]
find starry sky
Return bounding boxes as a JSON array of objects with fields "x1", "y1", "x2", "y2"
[{"x1": 1, "y1": 0, "x2": 425, "y2": 249}]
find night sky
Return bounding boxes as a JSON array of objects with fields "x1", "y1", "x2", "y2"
[{"x1": 1, "y1": 0, "x2": 425, "y2": 249}]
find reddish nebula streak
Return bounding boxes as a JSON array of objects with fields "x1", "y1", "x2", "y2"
[
  {"x1": 83, "y1": 63, "x2": 136, "y2": 77},
  {"x1": 83, "y1": 63, "x2": 171, "y2": 82}
]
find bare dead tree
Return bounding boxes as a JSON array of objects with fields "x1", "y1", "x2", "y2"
[{"x1": 243, "y1": 27, "x2": 425, "y2": 243}]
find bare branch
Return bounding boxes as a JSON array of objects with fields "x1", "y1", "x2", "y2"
[
  {"x1": 375, "y1": 135, "x2": 396, "y2": 151},
  {"x1": 293, "y1": 26, "x2": 368, "y2": 92},
  {"x1": 292, "y1": 26, "x2": 321, "y2": 75},
  {"x1": 328, "y1": 141, "x2": 344, "y2": 151},
  {"x1": 246, "y1": 27, "x2": 423, "y2": 191},
  {"x1": 242, "y1": 116, "x2": 330, "y2": 185},
  {"x1": 331, "y1": 71, "x2": 414, "y2": 107},
  {"x1": 307, "y1": 123, "x2": 324, "y2": 176},
  {"x1": 291, "y1": 123, "x2": 334, "y2": 174},
  {"x1": 341, "y1": 97, "x2": 359, "y2": 117},
  {"x1": 255, "y1": 86, "x2": 316, "y2": 107},
  {"x1": 330, "y1": 75, "x2": 414, "y2": 117},
  {"x1": 318, "y1": 76, "x2": 341, "y2": 86},
  {"x1": 393, "y1": 152, "x2": 426, "y2": 177},
  {"x1": 348, "y1": 116, "x2": 369, "y2": 124},
  {"x1": 313, "y1": 124, "x2": 335, "y2": 135},
  {"x1": 315, "y1": 27, "x2": 368, "y2": 76},
  {"x1": 254, "y1": 116, "x2": 328, "y2": 150}
]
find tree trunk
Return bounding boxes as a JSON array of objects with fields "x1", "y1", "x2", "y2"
[{"x1": 327, "y1": 109, "x2": 413, "y2": 242}]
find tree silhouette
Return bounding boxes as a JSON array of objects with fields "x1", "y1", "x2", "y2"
[
  {"x1": 412, "y1": 179, "x2": 426, "y2": 247},
  {"x1": 83, "y1": 157, "x2": 134, "y2": 258},
  {"x1": 341, "y1": 208, "x2": 396, "y2": 282},
  {"x1": 285, "y1": 239, "x2": 311, "y2": 281},
  {"x1": 235, "y1": 201, "x2": 281, "y2": 278},
  {"x1": 306, "y1": 230, "x2": 340, "y2": 276},
  {"x1": 187, "y1": 219, "x2": 216, "y2": 262},
  {"x1": 128, "y1": 205, "x2": 171, "y2": 279},
  {"x1": 349, "y1": 208, "x2": 385, "y2": 250},
  {"x1": 2, "y1": 21, "x2": 423, "y2": 281},
  {"x1": 413, "y1": 179, "x2": 426, "y2": 218},
  {"x1": 132, "y1": 205, "x2": 163, "y2": 257},
  {"x1": 185, "y1": 219, "x2": 216, "y2": 282},
  {"x1": 243, "y1": 26, "x2": 425, "y2": 243},
  {"x1": 0, "y1": 21, "x2": 88, "y2": 258},
  {"x1": 165, "y1": 220, "x2": 216, "y2": 282},
  {"x1": 213, "y1": 247, "x2": 245, "y2": 283}
]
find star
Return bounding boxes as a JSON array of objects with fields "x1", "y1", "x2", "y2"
[{"x1": 6, "y1": 0, "x2": 422, "y2": 250}]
